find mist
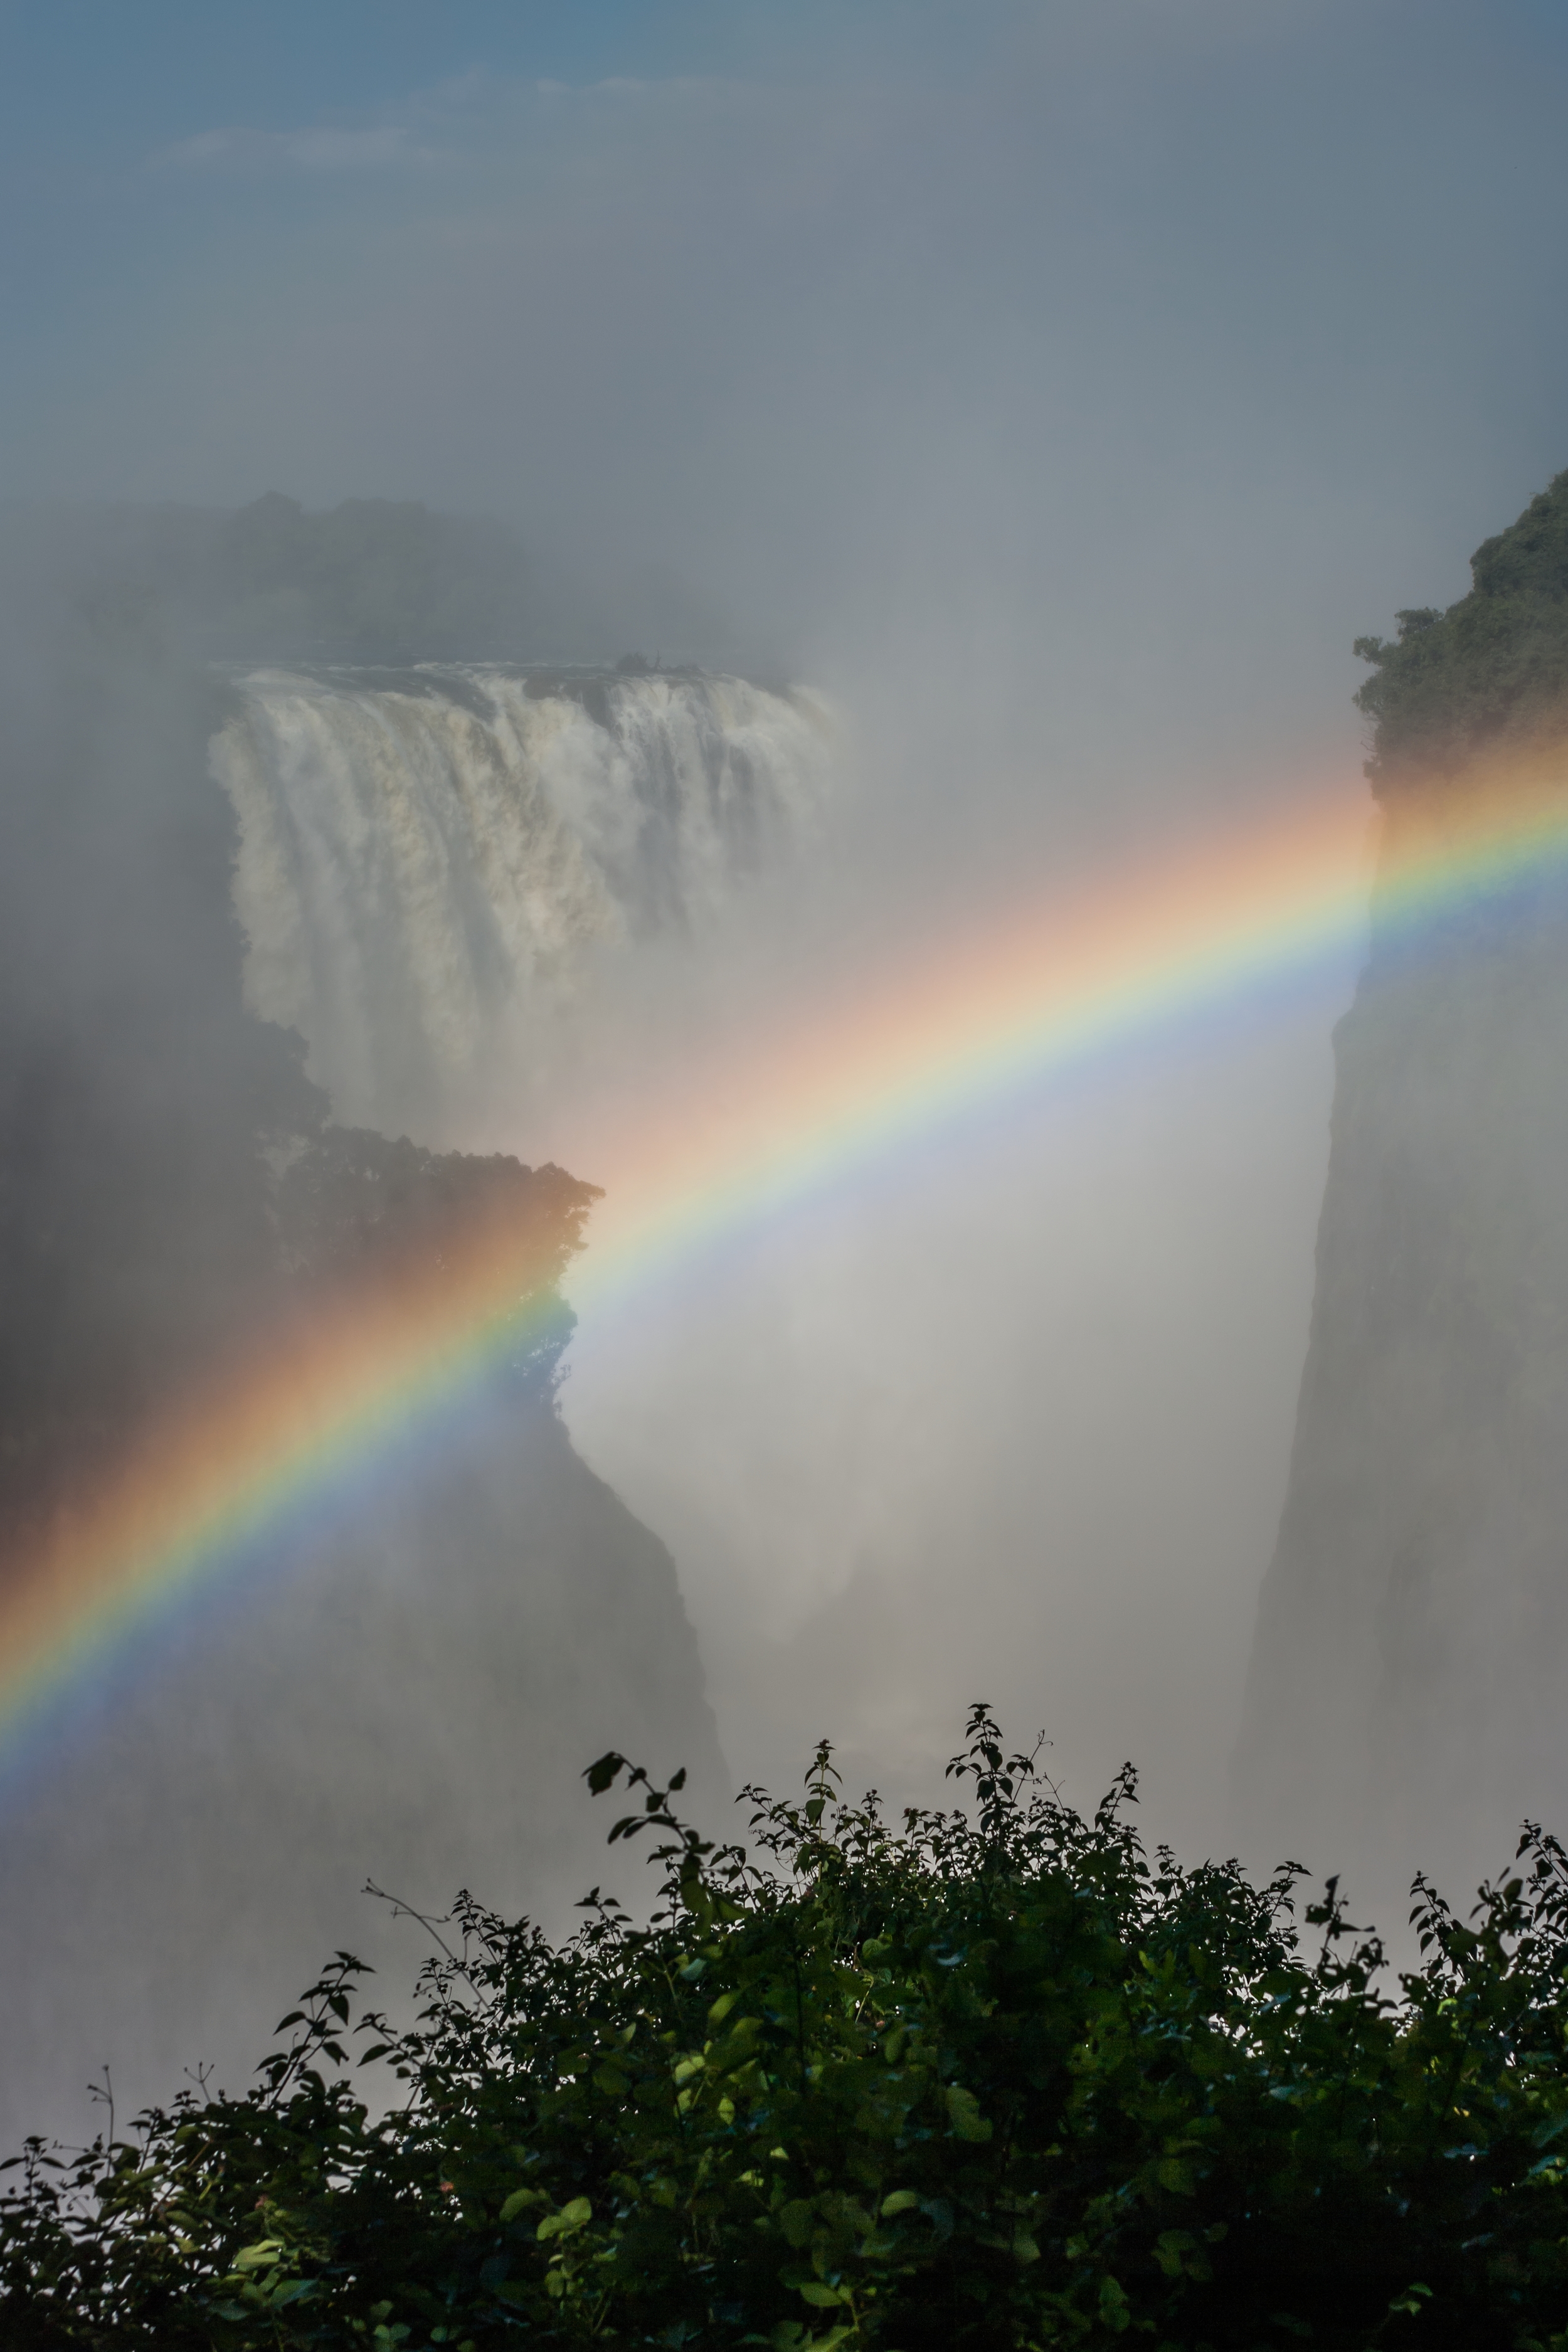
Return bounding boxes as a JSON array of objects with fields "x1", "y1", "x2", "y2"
[{"x1": 4, "y1": 0, "x2": 1568, "y2": 2136}]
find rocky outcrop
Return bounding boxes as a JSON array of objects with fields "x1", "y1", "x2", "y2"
[
  {"x1": 0, "y1": 1400, "x2": 724, "y2": 2149},
  {"x1": 1236, "y1": 477, "x2": 1568, "y2": 1902},
  {"x1": 0, "y1": 570, "x2": 726, "y2": 2151}
]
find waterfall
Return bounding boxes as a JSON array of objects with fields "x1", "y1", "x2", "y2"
[{"x1": 213, "y1": 665, "x2": 834, "y2": 1136}]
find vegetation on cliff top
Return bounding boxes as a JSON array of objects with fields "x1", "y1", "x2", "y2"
[
  {"x1": 1355, "y1": 469, "x2": 1568, "y2": 787},
  {"x1": 6, "y1": 1707, "x2": 1568, "y2": 2349}
]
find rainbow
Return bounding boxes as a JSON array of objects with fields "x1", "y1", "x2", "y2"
[{"x1": 4, "y1": 762, "x2": 1567, "y2": 1769}]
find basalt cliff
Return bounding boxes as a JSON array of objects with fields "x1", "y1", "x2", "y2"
[
  {"x1": 1237, "y1": 472, "x2": 1568, "y2": 1898},
  {"x1": 0, "y1": 512, "x2": 761, "y2": 2144}
]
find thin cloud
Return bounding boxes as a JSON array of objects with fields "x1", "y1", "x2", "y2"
[
  {"x1": 152, "y1": 73, "x2": 731, "y2": 183},
  {"x1": 157, "y1": 123, "x2": 432, "y2": 174}
]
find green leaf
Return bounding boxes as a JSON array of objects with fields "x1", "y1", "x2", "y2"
[
  {"x1": 780, "y1": 2199, "x2": 817, "y2": 2247},
  {"x1": 798, "y1": 2281, "x2": 847, "y2": 2307},
  {"x1": 945, "y1": 2085, "x2": 992, "y2": 2142},
  {"x1": 1153, "y1": 2229, "x2": 1197, "y2": 2277},
  {"x1": 233, "y1": 2241, "x2": 282, "y2": 2271},
  {"x1": 537, "y1": 2196, "x2": 592, "y2": 2239},
  {"x1": 1098, "y1": 2275, "x2": 1131, "y2": 2333},
  {"x1": 880, "y1": 2190, "x2": 922, "y2": 2217}
]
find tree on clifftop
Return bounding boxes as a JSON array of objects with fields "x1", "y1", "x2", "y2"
[{"x1": 1353, "y1": 468, "x2": 1568, "y2": 785}]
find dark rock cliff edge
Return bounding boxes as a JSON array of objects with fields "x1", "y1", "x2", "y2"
[{"x1": 1236, "y1": 473, "x2": 1568, "y2": 1902}]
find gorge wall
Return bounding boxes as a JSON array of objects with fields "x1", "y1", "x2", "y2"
[
  {"x1": 0, "y1": 523, "x2": 819, "y2": 2145},
  {"x1": 1237, "y1": 472, "x2": 1568, "y2": 1902}
]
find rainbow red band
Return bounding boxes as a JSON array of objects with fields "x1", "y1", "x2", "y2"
[{"x1": 3, "y1": 762, "x2": 1565, "y2": 1771}]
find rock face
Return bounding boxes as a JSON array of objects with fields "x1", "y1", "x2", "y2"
[
  {"x1": 0, "y1": 556, "x2": 726, "y2": 2151},
  {"x1": 0, "y1": 1400, "x2": 724, "y2": 2151},
  {"x1": 1235, "y1": 475, "x2": 1568, "y2": 1904}
]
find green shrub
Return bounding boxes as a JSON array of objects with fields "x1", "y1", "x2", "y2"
[{"x1": 6, "y1": 1706, "x2": 1568, "y2": 2348}]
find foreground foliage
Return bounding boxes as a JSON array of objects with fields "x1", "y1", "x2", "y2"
[{"x1": 7, "y1": 1710, "x2": 1568, "y2": 2349}]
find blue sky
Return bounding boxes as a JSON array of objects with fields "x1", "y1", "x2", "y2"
[{"x1": 0, "y1": 4, "x2": 731, "y2": 148}]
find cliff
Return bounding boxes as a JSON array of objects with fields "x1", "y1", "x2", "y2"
[
  {"x1": 1235, "y1": 473, "x2": 1568, "y2": 1898},
  {"x1": 0, "y1": 558, "x2": 724, "y2": 2148},
  {"x1": 0, "y1": 1401, "x2": 721, "y2": 2148}
]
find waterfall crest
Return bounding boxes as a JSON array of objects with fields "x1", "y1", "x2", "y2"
[{"x1": 213, "y1": 666, "x2": 833, "y2": 1136}]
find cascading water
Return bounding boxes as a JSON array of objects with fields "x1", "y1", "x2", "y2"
[{"x1": 213, "y1": 665, "x2": 834, "y2": 1137}]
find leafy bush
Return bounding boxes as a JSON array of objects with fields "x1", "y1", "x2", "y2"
[{"x1": 6, "y1": 1707, "x2": 1568, "y2": 2348}]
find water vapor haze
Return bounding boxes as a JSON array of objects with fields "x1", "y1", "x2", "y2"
[{"x1": 4, "y1": 0, "x2": 1568, "y2": 2130}]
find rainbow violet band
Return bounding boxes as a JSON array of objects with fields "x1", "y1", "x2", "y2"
[{"x1": 3, "y1": 763, "x2": 1567, "y2": 1769}]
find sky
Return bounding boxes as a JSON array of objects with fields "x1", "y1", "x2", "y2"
[
  {"x1": 6, "y1": 0, "x2": 1568, "y2": 1840},
  {"x1": 5, "y1": 1, "x2": 1568, "y2": 706}
]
